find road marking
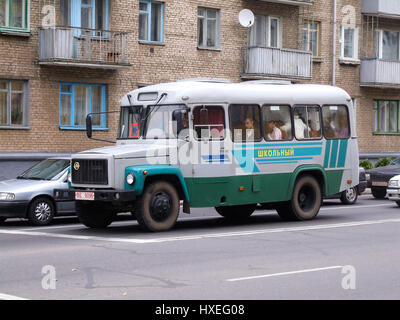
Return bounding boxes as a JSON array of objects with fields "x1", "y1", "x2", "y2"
[
  {"x1": 226, "y1": 266, "x2": 344, "y2": 282},
  {"x1": 0, "y1": 293, "x2": 28, "y2": 300},
  {"x1": 320, "y1": 203, "x2": 389, "y2": 211},
  {"x1": 0, "y1": 217, "x2": 399, "y2": 244}
]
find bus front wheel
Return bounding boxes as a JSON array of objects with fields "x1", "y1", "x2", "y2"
[
  {"x1": 135, "y1": 181, "x2": 180, "y2": 232},
  {"x1": 276, "y1": 175, "x2": 321, "y2": 221},
  {"x1": 215, "y1": 204, "x2": 256, "y2": 220}
]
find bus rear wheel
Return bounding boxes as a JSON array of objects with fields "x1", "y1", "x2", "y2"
[
  {"x1": 76, "y1": 202, "x2": 115, "y2": 229},
  {"x1": 276, "y1": 175, "x2": 321, "y2": 221},
  {"x1": 215, "y1": 204, "x2": 256, "y2": 220},
  {"x1": 135, "y1": 181, "x2": 180, "y2": 232}
]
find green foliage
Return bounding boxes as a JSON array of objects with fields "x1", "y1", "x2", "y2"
[
  {"x1": 359, "y1": 159, "x2": 374, "y2": 170},
  {"x1": 375, "y1": 157, "x2": 394, "y2": 168}
]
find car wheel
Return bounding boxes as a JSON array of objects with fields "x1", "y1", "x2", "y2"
[
  {"x1": 135, "y1": 181, "x2": 180, "y2": 232},
  {"x1": 371, "y1": 187, "x2": 387, "y2": 199},
  {"x1": 395, "y1": 201, "x2": 400, "y2": 207},
  {"x1": 276, "y1": 175, "x2": 321, "y2": 221},
  {"x1": 215, "y1": 204, "x2": 257, "y2": 220},
  {"x1": 340, "y1": 187, "x2": 358, "y2": 205},
  {"x1": 27, "y1": 197, "x2": 55, "y2": 226},
  {"x1": 76, "y1": 201, "x2": 115, "y2": 229},
  {"x1": 0, "y1": 217, "x2": 7, "y2": 224}
]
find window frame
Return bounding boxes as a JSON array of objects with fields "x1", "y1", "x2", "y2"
[
  {"x1": 0, "y1": 0, "x2": 29, "y2": 33},
  {"x1": 69, "y1": 0, "x2": 109, "y2": 31},
  {"x1": 0, "y1": 79, "x2": 29, "y2": 129},
  {"x1": 138, "y1": 0, "x2": 164, "y2": 44},
  {"x1": 302, "y1": 19, "x2": 321, "y2": 57},
  {"x1": 373, "y1": 99, "x2": 400, "y2": 135},
  {"x1": 59, "y1": 82, "x2": 107, "y2": 130},
  {"x1": 248, "y1": 15, "x2": 282, "y2": 48},
  {"x1": 293, "y1": 104, "x2": 323, "y2": 141},
  {"x1": 228, "y1": 104, "x2": 262, "y2": 143},
  {"x1": 193, "y1": 105, "x2": 226, "y2": 141},
  {"x1": 197, "y1": 7, "x2": 221, "y2": 50},
  {"x1": 261, "y1": 104, "x2": 293, "y2": 142},
  {"x1": 340, "y1": 25, "x2": 359, "y2": 60},
  {"x1": 322, "y1": 104, "x2": 351, "y2": 140},
  {"x1": 375, "y1": 29, "x2": 400, "y2": 61}
]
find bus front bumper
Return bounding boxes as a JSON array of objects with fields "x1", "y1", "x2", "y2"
[{"x1": 54, "y1": 189, "x2": 136, "y2": 203}]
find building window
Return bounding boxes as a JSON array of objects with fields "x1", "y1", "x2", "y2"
[
  {"x1": 0, "y1": 0, "x2": 29, "y2": 31},
  {"x1": 139, "y1": 0, "x2": 163, "y2": 43},
  {"x1": 0, "y1": 80, "x2": 28, "y2": 128},
  {"x1": 59, "y1": 83, "x2": 107, "y2": 129},
  {"x1": 340, "y1": 26, "x2": 358, "y2": 60},
  {"x1": 302, "y1": 20, "x2": 320, "y2": 57},
  {"x1": 373, "y1": 100, "x2": 400, "y2": 134},
  {"x1": 249, "y1": 15, "x2": 281, "y2": 48},
  {"x1": 375, "y1": 30, "x2": 400, "y2": 61},
  {"x1": 61, "y1": 0, "x2": 109, "y2": 30},
  {"x1": 198, "y1": 7, "x2": 220, "y2": 50}
]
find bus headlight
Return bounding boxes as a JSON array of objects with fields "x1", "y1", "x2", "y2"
[
  {"x1": 0, "y1": 193, "x2": 15, "y2": 201},
  {"x1": 126, "y1": 173, "x2": 136, "y2": 185}
]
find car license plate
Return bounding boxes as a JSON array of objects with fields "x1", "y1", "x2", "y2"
[
  {"x1": 75, "y1": 192, "x2": 95, "y2": 201},
  {"x1": 372, "y1": 181, "x2": 388, "y2": 187}
]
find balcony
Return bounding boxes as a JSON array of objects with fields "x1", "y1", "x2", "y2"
[
  {"x1": 360, "y1": 58, "x2": 400, "y2": 88},
  {"x1": 39, "y1": 27, "x2": 131, "y2": 69},
  {"x1": 362, "y1": 0, "x2": 400, "y2": 19},
  {"x1": 257, "y1": 0, "x2": 314, "y2": 5},
  {"x1": 241, "y1": 46, "x2": 312, "y2": 80}
]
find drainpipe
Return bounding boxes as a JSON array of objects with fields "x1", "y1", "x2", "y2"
[{"x1": 332, "y1": 0, "x2": 337, "y2": 86}]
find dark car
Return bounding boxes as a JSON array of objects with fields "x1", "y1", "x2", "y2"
[
  {"x1": 366, "y1": 157, "x2": 400, "y2": 199},
  {"x1": 324, "y1": 167, "x2": 367, "y2": 204}
]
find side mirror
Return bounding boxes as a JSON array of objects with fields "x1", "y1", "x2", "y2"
[{"x1": 86, "y1": 114, "x2": 93, "y2": 139}]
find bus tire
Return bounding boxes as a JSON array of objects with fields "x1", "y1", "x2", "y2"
[
  {"x1": 277, "y1": 175, "x2": 321, "y2": 221},
  {"x1": 135, "y1": 181, "x2": 180, "y2": 232},
  {"x1": 215, "y1": 204, "x2": 256, "y2": 220},
  {"x1": 371, "y1": 187, "x2": 386, "y2": 199},
  {"x1": 76, "y1": 201, "x2": 114, "y2": 229}
]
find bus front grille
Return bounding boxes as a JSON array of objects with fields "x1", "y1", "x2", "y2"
[{"x1": 71, "y1": 159, "x2": 108, "y2": 185}]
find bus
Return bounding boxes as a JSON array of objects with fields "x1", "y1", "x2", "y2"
[{"x1": 55, "y1": 79, "x2": 359, "y2": 232}]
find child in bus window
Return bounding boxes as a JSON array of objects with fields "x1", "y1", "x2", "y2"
[
  {"x1": 244, "y1": 117, "x2": 255, "y2": 141},
  {"x1": 266, "y1": 121, "x2": 282, "y2": 140},
  {"x1": 337, "y1": 115, "x2": 349, "y2": 138}
]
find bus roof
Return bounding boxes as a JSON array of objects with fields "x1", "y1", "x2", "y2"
[{"x1": 120, "y1": 80, "x2": 352, "y2": 107}]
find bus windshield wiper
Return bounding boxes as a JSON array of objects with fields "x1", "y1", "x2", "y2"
[{"x1": 142, "y1": 93, "x2": 168, "y2": 123}]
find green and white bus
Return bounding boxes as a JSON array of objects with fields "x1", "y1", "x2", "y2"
[{"x1": 55, "y1": 79, "x2": 359, "y2": 232}]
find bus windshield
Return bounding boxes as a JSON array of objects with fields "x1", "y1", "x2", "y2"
[{"x1": 118, "y1": 106, "x2": 143, "y2": 139}]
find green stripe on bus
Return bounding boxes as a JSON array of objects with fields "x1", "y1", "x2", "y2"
[
  {"x1": 329, "y1": 140, "x2": 339, "y2": 168},
  {"x1": 337, "y1": 139, "x2": 348, "y2": 168},
  {"x1": 323, "y1": 140, "x2": 331, "y2": 168}
]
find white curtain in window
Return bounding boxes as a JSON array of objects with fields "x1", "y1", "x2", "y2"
[
  {"x1": 344, "y1": 28, "x2": 355, "y2": 58},
  {"x1": 0, "y1": 0, "x2": 6, "y2": 26},
  {"x1": 390, "y1": 101, "x2": 398, "y2": 132},
  {"x1": 0, "y1": 81, "x2": 7, "y2": 125},
  {"x1": 373, "y1": 101, "x2": 378, "y2": 132},
  {"x1": 382, "y1": 31, "x2": 399, "y2": 60},
  {"x1": 91, "y1": 86, "x2": 102, "y2": 126},
  {"x1": 379, "y1": 101, "x2": 389, "y2": 132},
  {"x1": 74, "y1": 85, "x2": 89, "y2": 126},
  {"x1": 139, "y1": 3, "x2": 148, "y2": 41},
  {"x1": 60, "y1": 95, "x2": 71, "y2": 126},
  {"x1": 151, "y1": 2, "x2": 161, "y2": 42},
  {"x1": 249, "y1": 15, "x2": 268, "y2": 47},
  {"x1": 12, "y1": 0, "x2": 23, "y2": 28}
]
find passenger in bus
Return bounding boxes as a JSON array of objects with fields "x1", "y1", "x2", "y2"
[
  {"x1": 337, "y1": 115, "x2": 349, "y2": 138},
  {"x1": 266, "y1": 121, "x2": 282, "y2": 140},
  {"x1": 308, "y1": 120, "x2": 321, "y2": 138},
  {"x1": 323, "y1": 118, "x2": 337, "y2": 139},
  {"x1": 244, "y1": 117, "x2": 255, "y2": 141},
  {"x1": 275, "y1": 120, "x2": 289, "y2": 139},
  {"x1": 294, "y1": 111, "x2": 309, "y2": 139}
]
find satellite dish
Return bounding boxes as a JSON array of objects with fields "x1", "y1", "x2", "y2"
[{"x1": 238, "y1": 9, "x2": 255, "y2": 28}]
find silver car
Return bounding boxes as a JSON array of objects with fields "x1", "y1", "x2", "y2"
[{"x1": 0, "y1": 158, "x2": 75, "y2": 226}]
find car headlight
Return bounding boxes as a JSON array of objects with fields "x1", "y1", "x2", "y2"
[
  {"x1": 0, "y1": 193, "x2": 15, "y2": 201},
  {"x1": 389, "y1": 180, "x2": 399, "y2": 187},
  {"x1": 126, "y1": 173, "x2": 136, "y2": 185}
]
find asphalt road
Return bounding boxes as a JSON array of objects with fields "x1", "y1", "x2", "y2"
[{"x1": 0, "y1": 195, "x2": 399, "y2": 300}]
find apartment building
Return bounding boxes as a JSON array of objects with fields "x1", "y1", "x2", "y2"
[{"x1": 0, "y1": 0, "x2": 399, "y2": 169}]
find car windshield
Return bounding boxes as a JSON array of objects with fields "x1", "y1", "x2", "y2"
[{"x1": 17, "y1": 159, "x2": 70, "y2": 181}]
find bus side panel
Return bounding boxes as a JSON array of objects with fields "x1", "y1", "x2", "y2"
[{"x1": 184, "y1": 173, "x2": 291, "y2": 208}]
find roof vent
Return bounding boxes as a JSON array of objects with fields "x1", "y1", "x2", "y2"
[
  {"x1": 241, "y1": 80, "x2": 292, "y2": 85},
  {"x1": 178, "y1": 78, "x2": 231, "y2": 83}
]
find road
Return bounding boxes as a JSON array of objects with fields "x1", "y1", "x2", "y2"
[{"x1": 0, "y1": 195, "x2": 399, "y2": 300}]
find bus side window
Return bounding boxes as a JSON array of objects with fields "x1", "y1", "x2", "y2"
[
  {"x1": 294, "y1": 105, "x2": 322, "y2": 140},
  {"x1": 193, "y1": 106, "x2": 225, "y2": 140},
  {"x1": 229, "y1": 104, "x2": 261, "y2": 142},
  {"x1": 262, "y1": 105, "x2": 292, "y2": 141},
  {"x1": 322, "y1": 105, "x2": 350, "y2": 139}
]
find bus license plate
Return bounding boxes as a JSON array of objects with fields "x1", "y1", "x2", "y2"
[
  {"x1": 372, "y1": 181, "x2": 387, "y2": 187},
  {"x1": 75, "y1": 192, "x2": 95, "y2": 201}
]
